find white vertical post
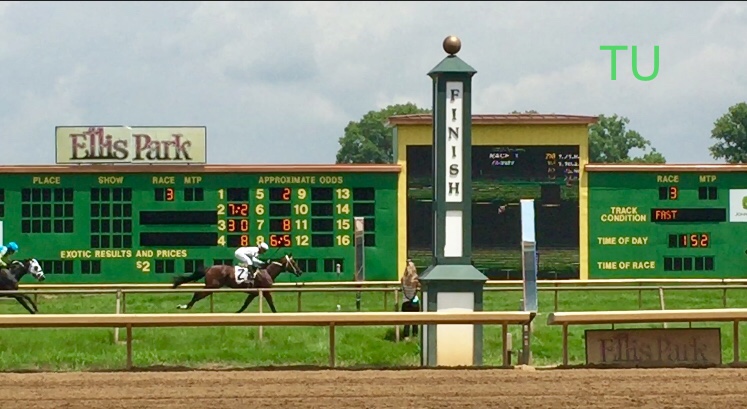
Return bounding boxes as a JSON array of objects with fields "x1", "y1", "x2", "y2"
[
  {"x1": 394, "y1": 289, "x2": 400, "y2": 342},
  {"x1": 520, "y1": 199, "x2": 538, "y2": 365},
  {"x1": 335, "y1": 263, "x2": 341, "y2": 311},
  {"x1": 354, "y1": 217, "x2": 365, "y2": 281},
  {"x1": 258, "y1": 289, "x2": 264, "y2": 341},
  {"x1": 114, "y1": 289, "x2": 121, "y2": 344},
  {"x1": 354, "y1": 217, "x2": 365, "y2": 311},
  {"x1": 520, "y1": 199, "x2": 538, "y2": 312}
]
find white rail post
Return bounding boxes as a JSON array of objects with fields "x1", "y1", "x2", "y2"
[
  {"x1": 506, "y1": 332, "x2": 513, "y2": 366},
  {"x1": 258, "y1": 289, "x2": 264, "y2": 341},
  {"x1": 329, "y1": 322, "x2": 336, "y2": 367},
  {"x1": 354, "y1": 217, "x2": 365, "y2": 311},
  {"x1": 125, "y1": 324, "x2": 133, "y2": 370},
  {"x1": 734, "y1": 320, "x2": 740, "y2": 364},
  {"x1": 658, "y1": 287, "x2": 667, "y2": 329},
  {"x1": 394, "y1": 288, "x2": 400, "y2": 342},
  {"x1": 336, "y1": 263, "x2": 342, "y2": 311},
  {"x1": 113, "y1": 289, "x2": 122, "y2": 344}
]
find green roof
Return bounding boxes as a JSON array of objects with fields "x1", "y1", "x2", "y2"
[
  {"x1": 419, "y1": 264, "x2": 488, "y2": 282},
  {"x1": 428, "y1": 55, "x2": 477, "y2": 76}
]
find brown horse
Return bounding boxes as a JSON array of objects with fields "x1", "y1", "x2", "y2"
[{"x1": 171, "y1": 254, "x2": 303, "y2": 313}]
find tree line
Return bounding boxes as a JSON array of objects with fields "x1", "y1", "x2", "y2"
[{"x1": 336, "y1": 101, "x2": 747, "y2": 164}]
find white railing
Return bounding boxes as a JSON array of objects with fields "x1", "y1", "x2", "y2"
[
  {"x1": 547, "y1": 308, "x2": 747, "y2": 366},
  {"x1": 0, "y1": 311, "x2": 535, "y2": 369},
  {"x1": 19, "y1": 278, "x2": 747, "y2": 291},
  {"x1": 10, "y1": 279, "x2": 747, "y2": 317}
]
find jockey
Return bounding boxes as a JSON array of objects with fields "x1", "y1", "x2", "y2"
[
  {"x1": 234, "y1": 241, "x2": 269, "y2": 279},
  {"x1": 0, "y1": 242, "x2": 19, "y2": 268}
]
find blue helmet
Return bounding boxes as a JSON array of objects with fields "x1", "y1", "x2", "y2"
[{"x1": 7, "y1": 242, "x2": 18, "y2": 252}]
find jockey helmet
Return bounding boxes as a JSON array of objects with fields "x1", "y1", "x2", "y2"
[
  {"x1": 7, "y1": 242, "x2": 18, "y2": 252},
  {"x1": 259, "y1": 242, "x2": 269, "y2": 251}
]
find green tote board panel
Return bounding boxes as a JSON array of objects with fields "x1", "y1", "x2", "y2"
[
  {"x1": 0, "y1": 165, "x2": 399, "y2": 284},
  {"x1": 588, "y1": 167, "x2": 747, "y2": 279}
]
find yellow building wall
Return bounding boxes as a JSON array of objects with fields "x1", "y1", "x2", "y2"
[{"x1": 395, "y1": 124, "x2": 590, "y2": 280}]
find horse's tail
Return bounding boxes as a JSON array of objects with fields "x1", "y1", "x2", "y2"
[{"x1": 172, "y1": 267, "x2": 206, "y2": 288}]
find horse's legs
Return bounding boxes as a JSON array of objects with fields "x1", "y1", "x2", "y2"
[
  {"x1": 13, "y1": 295, "x2": 35, "y2": 314},
  {"x1": 237, "y1": 293, "x2": 258, "y2": 313},
  {"x1": 177, "y1": 291, "x2": 210, "y2": 310},
  {"x1": 21, "y1": 294, "x2": 39, "y2": 313},
  {"x1": 262, "y1": 292, "x2": 278, "y2": 313}
]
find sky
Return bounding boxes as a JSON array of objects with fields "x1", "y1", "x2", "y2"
[{"x1": 0, "y1": 1, "x2": 744, "y2": 166}]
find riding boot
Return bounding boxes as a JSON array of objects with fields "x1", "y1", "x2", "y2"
[{"x1": 248, "y1": 268, "x2": 256, "y2": 287}]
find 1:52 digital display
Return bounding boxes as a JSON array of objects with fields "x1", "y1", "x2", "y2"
[{"x1": 668, "y1": 233, "x2": 709, "y2": 248}]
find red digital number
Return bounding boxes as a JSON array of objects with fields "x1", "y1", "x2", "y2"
[
  {"x1": 166, "y1": 188, "x2": 175, "y2": 201},
  {"x1": 282, "y1": 187, "x2": 291, "y2": 201},
  {"x1": 690, "y1": 234, "x2": 699, "y2": 247},
  {"x1": 683, "y1": 233, "x2": 709, "y2": 247},
  {"x1": 228, "y1": 203, "x2": 248, "y2": 217},
  {"x1": 270, "y1": 234, "x2": 291, "y2": 247},
  {"x1": 228, "y1": 219, "x2": 249, "y2": 232},
  {"x1": 669, "y1": 186, "x2": 678, "y2": 200},
  {"x1": 692, "y1": 233, "x2": 709, "y2": 247},
  {"x1": 283, "y1": 218, "x2": 291, "y2": 231}
]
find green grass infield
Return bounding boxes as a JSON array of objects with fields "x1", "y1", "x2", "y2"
[{"x1": 0, "y1": 285, "x2": 744, "y2": 371}]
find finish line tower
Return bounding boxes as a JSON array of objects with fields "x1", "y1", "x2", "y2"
[{"x1": 419, "y1": 36, "x2": 489, "y2": 367}]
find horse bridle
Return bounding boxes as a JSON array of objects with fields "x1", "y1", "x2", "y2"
[
  {"x1": 282, "y1": 255, "x2": 302, "y2": 276},
  {"x1": 267, "y1": 255, "x2": 302, "y2": 276}
]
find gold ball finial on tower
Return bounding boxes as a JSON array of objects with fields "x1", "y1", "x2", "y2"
[{"x1": 443, "y1": 36, "x2": 461, "y2": 55}]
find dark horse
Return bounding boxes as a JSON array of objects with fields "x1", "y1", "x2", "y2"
[
  {"x1": 171, "y1": 254, "x2": 303, "y2": 313},
  {"x1": 0, "y1": 258, "x2": 46, "y2": 314}
]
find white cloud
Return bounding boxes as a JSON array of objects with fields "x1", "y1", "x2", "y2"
[
  {"x1": 0, "y1": 1, "x2": 743, "y2": 165},
  {"x1": 0, "y1": 64, "x2": 87, "y2": 164},
  {"x1": 704, "y1": 1, "x2": 746, "y2": 32}
]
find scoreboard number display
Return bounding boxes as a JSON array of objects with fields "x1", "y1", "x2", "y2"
[
  {"x1": 587, "y1": 165, "x2": 747, "y2": 278},
  {"x1": 217, "y1": 185, "x2": 367, "y2": 249},
  {"x1": 2, "y1": 165, "x2": 399, "y2": 283}
]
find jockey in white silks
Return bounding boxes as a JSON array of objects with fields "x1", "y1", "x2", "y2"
[{"x1": 234, "y1": 241, "x2": 269, "y2": 282}]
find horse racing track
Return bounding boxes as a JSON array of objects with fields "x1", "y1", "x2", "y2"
[{"x1": 3, "y1": 367, "x2": 747, "y2": 408}]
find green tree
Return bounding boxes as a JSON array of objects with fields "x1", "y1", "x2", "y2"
[
  {"x1": 708, "y1": 102, "x2": 747, "y2": 163},
  {"x1": 588, "y1": 114, "x2": 666, "y2": 163},
  {"x1": 335, "y1": 103, "x2": 431, "y2": 164}
]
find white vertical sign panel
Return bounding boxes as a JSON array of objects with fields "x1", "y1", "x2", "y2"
[
  {"x1": 421, "y1": 290, "x2": 428, "y2": 365},
  {"x1": 520, "y1": 199, "x2": 536, "y2": 242},
  {"x1": 444, "y1": 210, "x2": 463, "y2": 257},
  {"x1": 436, "y1": 292, "x2": 475, "y2": 366},
  {"x1": 444, "y1": 81, "x2": 463, "y2": 203},
  {"x1": 354, "y1": 217, "x2": 365, "y2": 281}
]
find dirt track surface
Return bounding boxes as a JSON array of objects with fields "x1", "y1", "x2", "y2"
[{"x1": 2, "y1": 368, "x2": 747, "y2": 408}]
